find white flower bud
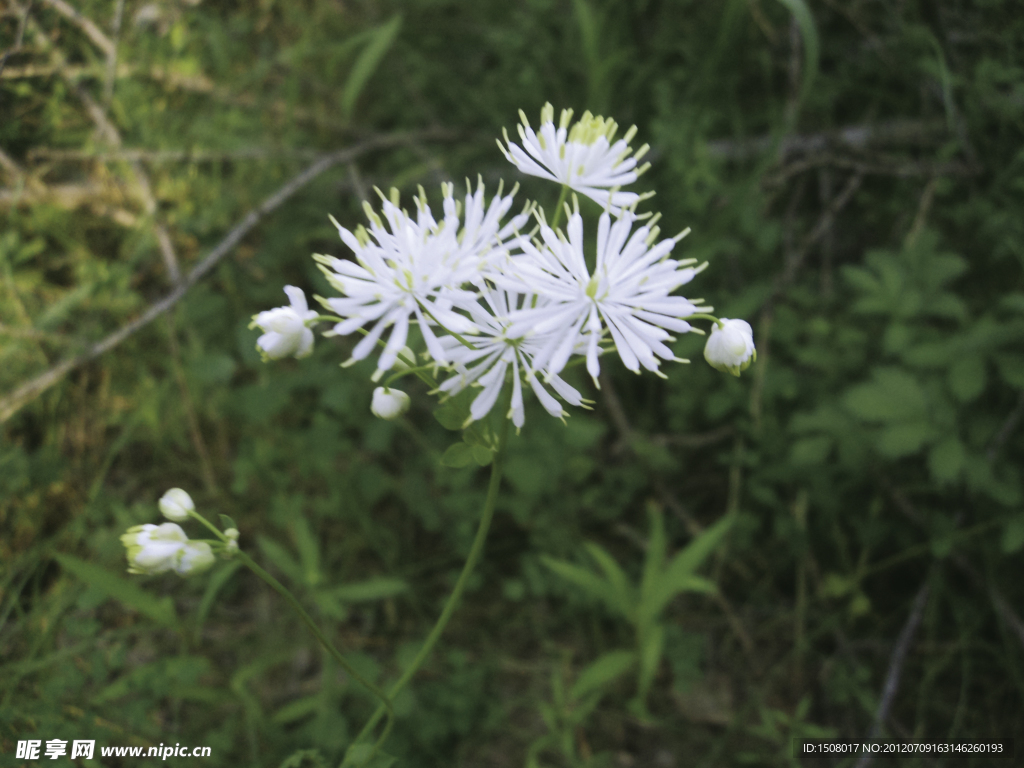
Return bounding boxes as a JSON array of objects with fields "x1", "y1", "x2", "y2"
[
  {"x1": 250, "y1": 286, "x2": 318, "y2": 361},
  {"x1": 175, "y1": 541, "x2": 216, "y2": 576},
  {"x1": 121, "y1": 523, "x2": 188, "y2": 575},
  {"x1": 393, "y1": 346, "x2": 417, "y2": 372},
  {"x1": 703, "y1": 318, "x2": 756, "y2": 377},
  {"x1": 371, "y1": 387, "x2": 411, "y2": 420},
  {"x1": 158, "y1": 488, "x2": 194, "y2": 521},
  {"x1": 223, "y1": 528, "x2": 240, "y2": 558}
]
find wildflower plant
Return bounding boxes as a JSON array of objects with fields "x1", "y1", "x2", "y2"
[{"x1": 120, "y1": 103, "x2": 755, "y2": 766}]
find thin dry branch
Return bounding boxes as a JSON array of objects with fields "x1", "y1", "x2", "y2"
[
  {"x1": 883, "y1": 478, "x2": 1024, "y2": 656},
  {"x1": 705, "y1": 120, "x2": 948, "y2": 162},
  {"x1": 0, "y1": 0, "x2": 31, "y2": 78},
  {"x1": 987, "y1": 390, "x2": 1024, "y2": 462},
  {"x1": 27, "y1": 146, "x2": 323, "y2": 162},
  {"x1": 38, "y1": 0, "x2": 114, "y2": 57},
  {"x1": 0, "y1": 131, "x2": 453, "y2": 424},
  {"x1": 852, "y1": 579, "x2": 931, "y2": 768}
]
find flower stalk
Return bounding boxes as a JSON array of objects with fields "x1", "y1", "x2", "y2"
[{"x1": 341, "y1": 410, "x2": 511, "y2": 766}]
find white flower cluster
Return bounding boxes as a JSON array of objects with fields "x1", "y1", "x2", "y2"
[
  {"x1": 252, "y1": 103, "x2": 756, "y2": 429},
  {"x1": 120, "y1": 488, "x2": 230, "y2": 577}
]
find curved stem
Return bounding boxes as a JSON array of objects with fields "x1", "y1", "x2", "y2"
[
  {"x1": 342, "y1": 414, "x2": 512, "y2": 766},
  {"x1": 549, "y1": 184, "x2": 570, "y2": 230},
  {"x1": 685, "y1": 313, "x2": 722, "y2": 328},
  {"x1": 234, "y1": 551, "x2": 395, "y2": 750}
]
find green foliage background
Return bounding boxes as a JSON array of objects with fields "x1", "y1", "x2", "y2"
[{"x1": 2, "y1": 0, "x2": 1023, "y2": 766}]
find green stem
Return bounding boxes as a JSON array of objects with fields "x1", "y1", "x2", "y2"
[
  {"x1": 549, "y1": 184, "x2": 570, "y2": 230},
  {"x1": 234, "y1": 550, "x2": 395, "y2": 753},
  {"x1": 685, "y1": 313, "x2": 721, "y2": 327},
  {"x1": 418, "y1": 302, "x2": 476, "y2": 352},
  {"x1": 342, "y1": 414, "x2": 512, "y2": 766}
]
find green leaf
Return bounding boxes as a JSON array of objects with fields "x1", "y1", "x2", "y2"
[
  {"x1": 640, "y1": 503, "x2": 667, "y2": 614},
  {"x1": 540, "y1": 555, "x2": 610, "y2": 607},
  {"x1": 843, "y1": 367, "x2": 927, "y2": 422},
  {"x1": 948, "y1": 356, "x2": 986, "y2": 402},
  {"x1": 342, "y1": 744, "x2": 396, "y2": 768},
  {"x1": 652, "y1": 515, "x2": 732, "y2": 617},
  {"x1": 440, "y1": 442, "x2": 475, "y2": 468},
  {"x1": 789, "y1": 436, "x2": 832, "y2": 465},
  {"x1": 272, "y1": 695, "x2": 321, "y2": 725},
  {"x1": 772, "y1": 0, "x2": 819, "y2": 110},
  {"x1": 569, "y1": 649, "x2": 636, "y2": 701},
  {"x1": 433, "y1": 399, "x2": 470, "y2": 430},
  {"x1": 290, "y1": 513, "x2": 322, "y2": 586},
  {"x1": 841, "y1": 265, "x2": 881, "y2": 296},
  {"x1": 1001, "y1": 514, "x2": 1024, "y2": 554},
  {"x1": 257, "y1": 536, "x2": 304, "y2": 584},
  {"x1": 583, "y1": 542, "x2": 634, "y2": 620},
  {"x1": 998, "y1": 292, "x2": 1024, "y2": 314},
  {"x1": 55, "y1": 554, "x2": 178, "y2": 628},
  {"x1": 219, "y1": 514, "x2": 239, "y2": 532},
  {"x1": 928, "y1": 437, "x2": 966, "y2": 483},
  {"x1": 471, "y1": 444, "x2": 494, "y2": 466},
  {"x1": 876, "y1": 421, "x2": 934, "y2": 458},
  {"x1": 278, "y1": 749, "x2": 327, "y2": 768},
  {"x1": 994, "y1": 353, "x2": 1024, "y2": 389},
  {"x1": 195, "y1": 560, "x2": 242, "y2": 640},
  {"x1": 321, "y1": 577, "x2": 408, "y2": 603},
  {"x1": 820, "y1": 572, "x2": 854, "y2": 599},
  {"x1": 341, "y1": 15, "x2": 402, "y2": 118},
  {"x1": 636, "y1": 623, "x2": 665, "y2": 707}
]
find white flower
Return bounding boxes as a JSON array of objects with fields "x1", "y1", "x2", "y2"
[
  {"x1": 704, "y1": 318, "x2": 756, "y2": 376},
  {"x1": 499, "y1": 103, "x2": 650, "y2": 214},
  {"x1": 251, "y1": 286, "x2": 318, "y2": 360},
  {"x1": 498, "y1": 206, "x2": 703, "y2": 386},
  {"x1": 371, "y1": 387, "x2": 411, "y2": 420},
  {"x1": 175, "y1": 541, "x2": 215, "y2": 576},
  {"x1": 121, "y1": 523, "x2": 188, "y2": 575},
  {"x1": 315, "y1": 182, "x2": 530, "y2": 376},
  {"x1": 158, "y1": 488, "x2": 194, "y2": 522},
  {"x1": 223, "y1": 528, "x2": 239, "y2": 558},
  {"x1": 436, "y1": 287, "x2": 588, "y2": 428}
]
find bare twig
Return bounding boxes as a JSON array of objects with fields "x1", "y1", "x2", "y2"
[
  {"x1": 74, "y1": 81, "x2": 182, "y2": 282},
  {"x1": 0, "y1": 180, "x2": 105, "y2": 207},
  {"x1": 0, "y1": 146, "x2": 24, "y2": 178},
  {"x1": 346, "y1": 160, "x2": 369, "y2": 203},
  {"x1": 762, "y1": 153, "x2": 976, "y2": 188},
  {"x1": 596, "y1": 370, "x2": 703, "y2": 537},
  {"x1": 26, "y1": 146, "x2": 323, "y2": 162},
  {"x1": 903, "y1": 176, "x2": 938, "y2": 248},
  {"x1": 776, "y1": 172, "x2": 864, "y2": 295},
  {"x1": 705, "y1": 120, "x2": 948, "y2": 162},
  {"x1": 986, "y1": 390, "x2": 1024, "y2": 463},
  {"x1": 38, "y1": 0, "x2": 114, "y2": 57},
  {"x1": 852, "y1": 579, "x2": 931, "y2": 768},
  {"x1": 0, "y1": 0, "x2": 31, "y2": 79},
  {"x1": 883, "y1": 479, "x2": 1024, "y2": 656},
  {"x1": 818, "y1": 167, "x2": 834, "y2": 298},
  {"x1": 648, "y1": 426, "x2": 734, "y2": 449},
  {"x1": 0, "y1": 131, "x2": 451, "y2": 424},
  {"x1": 102, "y1": 0, "x2": 125, "y2": 105}
]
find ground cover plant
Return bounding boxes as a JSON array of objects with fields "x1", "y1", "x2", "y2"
[{"x1": 2, "y1": 1, "x2": 1023, "y2": 767}]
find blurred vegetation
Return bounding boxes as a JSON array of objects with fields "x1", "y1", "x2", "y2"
[{"x1": 2, "y1": 0, "x2": 1023, "y2": 766}]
